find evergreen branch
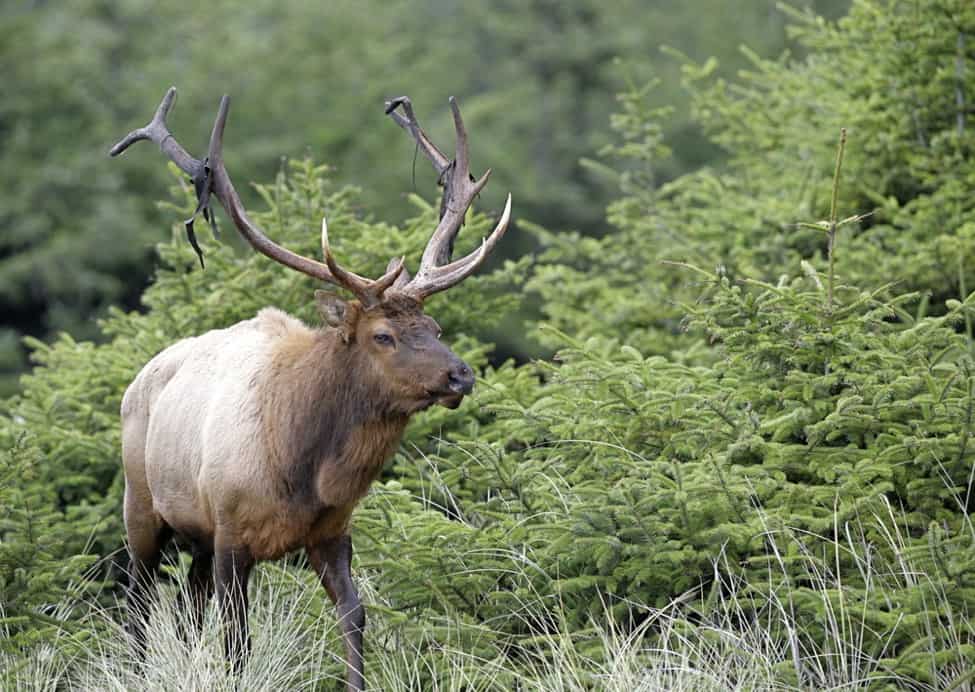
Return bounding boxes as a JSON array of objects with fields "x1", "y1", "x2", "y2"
[
  {"x1": 707, "y1": 454, "x2": 746, "y2": 523},
  {"x1": 960, "y1": 254, "x2": 972, "y2": 347},
  {"x1": 961, "y1": 370, "x2": 974, "y2": 513},
  {"x1": 701, "y1": 398, "x2": 739, "y2": 431}
]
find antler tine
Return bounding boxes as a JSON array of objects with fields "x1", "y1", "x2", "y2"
[
  {"x1": 449, "y1": 97, "x2": 470, "y2": 182},
  {"x1": 110, "y1": 87, "x2": 201, "y2": 178},
  {"x1": 418, "y1": 97, "x2": 492, "y2": 270},
  {"x1": 386, "y1": 95, "x2": 510, "y2": 300},
  {"x1": 111, "y1": 87, "x2": 405, "y2": 304},
  {"x1": 412, "y1": 193, "x2": 511, "y2": 297},
  {"x1": 386, "y1": 96, "x2": 485, "y2": 266},
  {"x1": 321, "y1": 216, "x2": 404, "y2": 305},
  {"x1": 385, "y1": 96, "x2": 451, "y2": 175}
]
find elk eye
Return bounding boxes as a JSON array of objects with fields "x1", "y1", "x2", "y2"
[{"x1": 373, "y1": 332, "x2": 394, "y2": 347}]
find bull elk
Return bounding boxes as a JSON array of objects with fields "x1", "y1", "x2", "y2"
[{"x1": 109, "y1": 87, "x2": 511, "y2": 691}]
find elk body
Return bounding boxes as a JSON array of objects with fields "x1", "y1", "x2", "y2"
[{"x1": 110, "y1": 88, "x2": 511, "y2": 691}]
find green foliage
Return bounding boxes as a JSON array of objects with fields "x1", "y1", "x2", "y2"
[
  {"x1": 363, "y1": 281, "x2": 975, "y2": 679},
  {"x1": 0, "y1": 433, "x2": 98, "y2": 668},
  {"x1": 356, "y1": 0, "x2": 975, "y2": 685},
  {"x1": 0, "y1": 0, "x2": 847, "y2": 389},
  {"x1": 4, "y1": 1, "x2": 975, "y2": 689},
  {"x1": 533, "y1": 0, "x2": 975, "y2": 353}
]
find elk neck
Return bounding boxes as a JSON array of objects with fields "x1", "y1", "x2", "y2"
[{"x1": 259, "y1": 325, "x2": 408, "y2": 508}]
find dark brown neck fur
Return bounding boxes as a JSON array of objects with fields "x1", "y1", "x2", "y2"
[{"x1": 260, "y1": 326, "x2": 409, "y2": 507}]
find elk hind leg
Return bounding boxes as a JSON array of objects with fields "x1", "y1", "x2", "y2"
[
  {"x1": 175, "y1": 546, "x2": 214, "y2": 642},
  {"x1": 308, "y1": 535, "x2": 365, "y2": 692},
  {"x1": 124, "y1": 505, "x2": 171, "y2": 658},
  {"x1": 214, "y1": 539, "x2": 254, "y2": 674}
]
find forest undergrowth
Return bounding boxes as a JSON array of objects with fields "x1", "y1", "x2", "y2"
[{"x1": 4, "y1": 500, "x2": 968, "y2": 691}]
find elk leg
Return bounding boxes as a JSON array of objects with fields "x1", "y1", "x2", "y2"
[
  {"x1": 176, "y1": 547, "x2": 214, "y2": 641},
  {"x1": 308, "y1": 535, "x2": 365, "y2": 692},
  {"x1": 125, "y1": 522, "x2": 172, "y2": 658},
  {"x1": 214, "y1": 541, "x2": 254, "y2": 674}
]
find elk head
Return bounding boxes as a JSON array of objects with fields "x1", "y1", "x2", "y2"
[
  {"x1": 315, "y1": 287, "x2": 469, "y2": 413},
  {"x1": 109, "y1": 89, "x2": 511, "y2": 413}
]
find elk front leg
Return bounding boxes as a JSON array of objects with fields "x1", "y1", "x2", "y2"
[
  {"x1": 214, "y1": 540, "x2": 254, "y2": 674},
  {"x1": 308, "y1": 535, "x2": 365, "y2": 692}
]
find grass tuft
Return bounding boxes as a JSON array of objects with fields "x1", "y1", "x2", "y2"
[{"x1": 3, "y1": 505, "x2": 970, "y2": 690}]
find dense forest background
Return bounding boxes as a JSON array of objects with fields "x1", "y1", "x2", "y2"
[
  {"x1": 0, "y1": 0, "x2": 849, "y2": 395},
  {"x1": 6, "y1": 1, "x2": 975, "y2": 690}
]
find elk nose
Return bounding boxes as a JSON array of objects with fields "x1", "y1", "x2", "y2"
[{"x1": 447, "y1": 363, "x2": 475, "y2": 395}]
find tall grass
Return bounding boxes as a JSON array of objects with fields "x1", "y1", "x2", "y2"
[
  {"x1": 2, "y1": 560, "x2": 343, "y2": 691},
  {"x1": 3, "y1": 503, "x2": 970, "y2": 691}
]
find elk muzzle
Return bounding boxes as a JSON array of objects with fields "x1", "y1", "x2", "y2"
[
  {"x1": 447, "y1": 362, "x2": 475, "y2": 395},
  {"x1": 438, "y1": 360, "x2": 474, "y2": 408}
]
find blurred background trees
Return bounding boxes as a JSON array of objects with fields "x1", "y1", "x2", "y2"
[{"x1": 0, "y1": 0, "x2": 847, "y2": 395}]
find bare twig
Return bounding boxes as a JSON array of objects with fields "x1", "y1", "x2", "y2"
[
  {"x1": 827, "y1": 128, "x2": 847, "y2": 311},
  {"x1": 956, "y1": 32, "x2": 966, "y2": 138}
]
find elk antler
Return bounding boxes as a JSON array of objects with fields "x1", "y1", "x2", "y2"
[
  {"x1": 110, "y1": 87, "x2": 403, "y2": 307},
  {"x1": 385, "y1": 96, "x2": 512, "y2": 300}
]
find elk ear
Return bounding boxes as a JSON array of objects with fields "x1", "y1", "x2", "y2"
[{"x1": 315, "y1": 290, "x2": 348, "y2": 329}]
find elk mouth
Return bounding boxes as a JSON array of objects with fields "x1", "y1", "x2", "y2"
[
  {"x1": 403, "y1": 389, "x2": 464, "y2": 414},
  {"x1": 437, "y1": 391, "x2": 465, "y2": 409},
  {"x1": 418, "y1": 388, "x2": 466, "y2": 410},
  {"x1": 424, "y1": 367, "x2": 473, "y2": 410}
]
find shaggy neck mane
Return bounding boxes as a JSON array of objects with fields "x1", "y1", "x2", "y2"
[{"x1": 260, "y1": 326, "x2": 408, "y2": 505}]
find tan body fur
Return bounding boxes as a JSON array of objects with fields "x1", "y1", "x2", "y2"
[{"x1": 122, "y1": 308, "x2": 406, "y2": 562}]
